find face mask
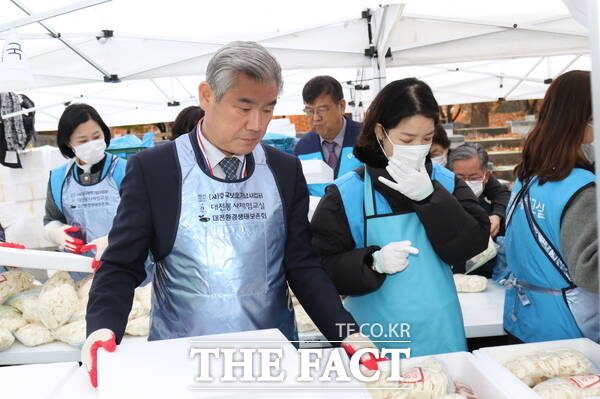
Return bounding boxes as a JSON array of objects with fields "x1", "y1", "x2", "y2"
[
  {"x1": 379, "y1": 127, "x2": 431, "y2": 171},
  {"x1": 73, "y1": 138, "x2": 106, "y2": 166},
  {"x1": 465, "y1": 179, "x2": 484, "y2": 197},
  {"x1": 582, "y1": 141, "x2": 595, "y2": 163},
  {"x1": 431, "y1": 152, "x2": 448, "y2": 167}
]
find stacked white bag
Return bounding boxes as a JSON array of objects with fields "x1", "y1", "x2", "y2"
[
  {"x1": 0, "y1": 146, "x2": 65, "y2": 248},
  {"x1": 0, "y1": 268, "x2": 153, "y2": 350}
]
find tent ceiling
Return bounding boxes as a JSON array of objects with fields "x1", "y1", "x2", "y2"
[{"x1": 0, "y1": 0, "x2": 592, "y2": 129}]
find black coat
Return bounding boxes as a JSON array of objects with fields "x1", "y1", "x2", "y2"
[
  {"x1": 310, "y1": 161, "x2": 491, "y2": 295},
  {"x1": 86, "y1": 130, "x2": 357, "y2": 342}
]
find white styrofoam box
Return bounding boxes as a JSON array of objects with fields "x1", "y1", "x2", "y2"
[
  {"x1": 308, "y1": 195, "x2": 321, "y2": 221},
  {"x1": 267, "y1": 118, "x2": 297, "y2": 138},
  {"x1": 400, "y1": 351, "x2": 510, "y2": 399},
  {"x1": 474, "y1": 338, "x2": 600, "y2": 399},
  {"x1": 5, "y1": 212, "x2": 47, "y2": 248},
  {"x1": 48, "y1": 366, "x2": 97, "y2": 399},
  {"x1": 32, "y1": 198, "x2": 47, "y2": 214},
  {"x1": 0, "y1": 201, "x2": 33, "y2": 227},
  {"x1": 0, "y1": 361, "x2": 79, "y2": 397},
  {"x1": 98, "y1": 329, "x2": 369, "y2": 399},
  {"x1": 12, "y1": 145, "x2": 64, "y2": 171},
  {"x1": 300, "y1": 159, "x2": 334, "y2": 184},
  {"x1": 1, "y1": 181, "x2": 33, "y2": 201},
  {"x1": 32, "y1": 177, "x2": 49, "y2": 200}
]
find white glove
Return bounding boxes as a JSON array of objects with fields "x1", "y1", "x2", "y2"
[
  {"x1": 81, "y1": 328, "x2": 117, "y2": 388},
  {"x1": 378, "y1": 158, "x2": 434, "y2": 201},
  {"x1": 44, "y1": 221, "x2": 84, "y2": 253},
  {"x1": 372, "y1": 240, "x2": 419, "y2": 274},
  {"x1": 80, "y1": 235, "x2": 109, "y2": 261}
]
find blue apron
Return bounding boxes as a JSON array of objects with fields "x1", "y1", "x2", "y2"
[
  {"x1": 148, "y1": 136, "x2": 297, "y2": 341},
  {"x1": 503, "y1": 171, "x2": 599, "y2": 343},
  {"x1": 51, "y1": 155, "x2": 154, "y2": 284},
  {"x1": 341, "y1": 167, "x2": 467, "y2": 357},
  {"x1": 59, "y1": 155, "x2": 123, "y2": 281},
  {"x1": 298, "y1": 146, "x2": 362, "y2": 197}
]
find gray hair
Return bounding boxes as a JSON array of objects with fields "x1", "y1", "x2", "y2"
[
  {"x1": 447, "y1": 143, "x2": 490, "y2": 171},
  {"x1": 206, "y1": 41, "x2": 283, "y2": 102}
]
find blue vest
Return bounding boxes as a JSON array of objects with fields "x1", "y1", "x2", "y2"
[
  {"x1": 503, "y1": 168, "x2": 599, "y2": 343},
  {"x1": 295, "y1": 118, "x2": 362, "y2": 197},
  {"x1": 49, "y1": 154, "x2": 127, "y2": 281},
  {"x1": 49, "y1": 154, "x2": 126, "y2": 214},
  {"x1": 335, "y1": 164, "x2": 467, "y2": 357}
]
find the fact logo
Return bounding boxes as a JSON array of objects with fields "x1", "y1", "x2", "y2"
[{"x1": 189, "y1": 346, "x2": 411, "y2": 384}]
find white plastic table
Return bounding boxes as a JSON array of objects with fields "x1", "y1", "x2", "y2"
[
  {"x1": 0, "y1": 336, "x2": 148, "y2": 366},
  {"x1": 458, "y1": 279, "x2": 506, "y2": 338}
]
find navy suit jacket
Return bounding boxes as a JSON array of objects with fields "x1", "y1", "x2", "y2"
[
  {"x1": 86, "y1": 130, "x2": 356, "y2": 342},
  {"x1": 293, "y1": 116, "x2": 361, "y2": 178}
]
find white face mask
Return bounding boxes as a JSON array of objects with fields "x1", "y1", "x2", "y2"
[
  {"x1": 431, "y1": 153, "x2": 448, "y2": 167},
  {"x1": 465, "y1": 179, "x2": 484, "y2": 197},
  {"x1": 73, "y1": 138, "x2": 106, "y2": 166},
  {"x1": 582, "y1": 141, "x2": 595, "y2": 163},
  {"x1": 379, "y1": 127, "x2": 431, "y2": 171}
]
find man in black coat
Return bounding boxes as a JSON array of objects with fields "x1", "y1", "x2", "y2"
[{"x1": 82, "y1": 41, "x2": 358, "y2": 388}]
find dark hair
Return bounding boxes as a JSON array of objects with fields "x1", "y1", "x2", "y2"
[
  {"x1": 171, "y1": 106, "x2": 205, "y2": 140},
  {"x1": 515, "y1": 70, "x2": 592, "y2": 183},
  {"x1": 57, "y1": 103, "x2": 111, "y2": 159},
  {"x1": 354, "y1": 78, "x2": 440, "y2": 167},
  {"x1": 433, "y1": 124, "x2": 450, "y2": 149},
  {"x1": 447, "y1": 143, "x2": 490, "y2": 171},
  {"x1": 302, "y1": 75, "x2": 344, "y2": 104}
]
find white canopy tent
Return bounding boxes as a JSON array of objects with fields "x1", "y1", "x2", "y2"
[{"x1": 0, "y1": 0, "x2": 592, "y2": 130}]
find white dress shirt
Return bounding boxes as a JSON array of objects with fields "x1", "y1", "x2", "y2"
[{"x1": 197, "y1": 126, "x2": 245, "y2": 179}]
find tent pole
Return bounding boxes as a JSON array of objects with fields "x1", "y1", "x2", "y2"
[
  {"x1": 503, "y1": 57, "x2": 546, "y2": 99},
  {"x1": 588, "y1": 0, "x2": 600, "y2": 300},
  {"x1": 0, "y1": 0, "x2": 111, "y2": 33},
  {"x1": 10, "y1": 0, "x2": 117, "y2": 82}
]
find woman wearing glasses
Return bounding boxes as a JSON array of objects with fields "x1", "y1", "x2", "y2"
[{"x1": 503, "y1": 70, "x2": 598, "y2": 343}]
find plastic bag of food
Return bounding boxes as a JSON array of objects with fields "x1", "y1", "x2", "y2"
[
  {"x1": 14, "y1": 323, "x2": 54, "y2": 346},
  {"x1": 125, "y1": 316, "x2": 149, "y2": 336},
  {"x1": 0, "y1": 327, "x2": 14, "y2": 351},
  {"x1": 0, "y1": 305, "x2": 27, "y2": 332},
  {"x1": 465, "y1": 237, "x2": 498, "y2": 274},
  {"x1": 44, "y1": 271, "x2": 75, "y2": 289},
  {"x1": 453, "y1": 274, "x2": 487, "y2": 293},
  {"x1": 533, "y1": 374, "x2": 600, "y2": 399},
  {"x1": 54, "y1": 319, "x2": 86, "y2": 347},
  {"x1": 77, "y1": 276, "x2": 93, "y2": 303},
  {"x1": 453, "y1": 381, "x2": 478, "y2": 398},
  {"x1": 0, "y1": 270, "x2": 34, "y2": 304},
  {"x1": 504, "y1": 349, "x2": 595, "y2": 387},
  {"x1": 134, "y1": 283, "x2": 152, "y2": 314},
  {"x1": 367, "y1": 359, "x2": 453, "y2": 399},
  {"x1": 37, "y1": 283, "x2": 79, "y2": 330},
  {"x1": 127, "y1": 299, "x2": 146, "y2": 321},
  {"x1": 6, "y1": 289, "x2": 40, "y2": 323}
]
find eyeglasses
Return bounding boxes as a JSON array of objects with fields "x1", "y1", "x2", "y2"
[{"x1": 303, "y1": 106, "x2": 331, "y2": 117}]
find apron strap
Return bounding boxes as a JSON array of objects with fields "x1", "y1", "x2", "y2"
[
  {"x1": 505, "y1": 176, "x2": 537, "y2": 229},
  {"x1": 522, "y1": 189, "x2": 574, "y2": 285},
  {"x1": 363, "y1": 170, "x2": 376, "y2": 217}
]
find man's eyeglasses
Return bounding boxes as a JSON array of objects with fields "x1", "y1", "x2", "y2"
[{"x1": 303, "y1": 106, "x2": 331, "y2": 117}]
